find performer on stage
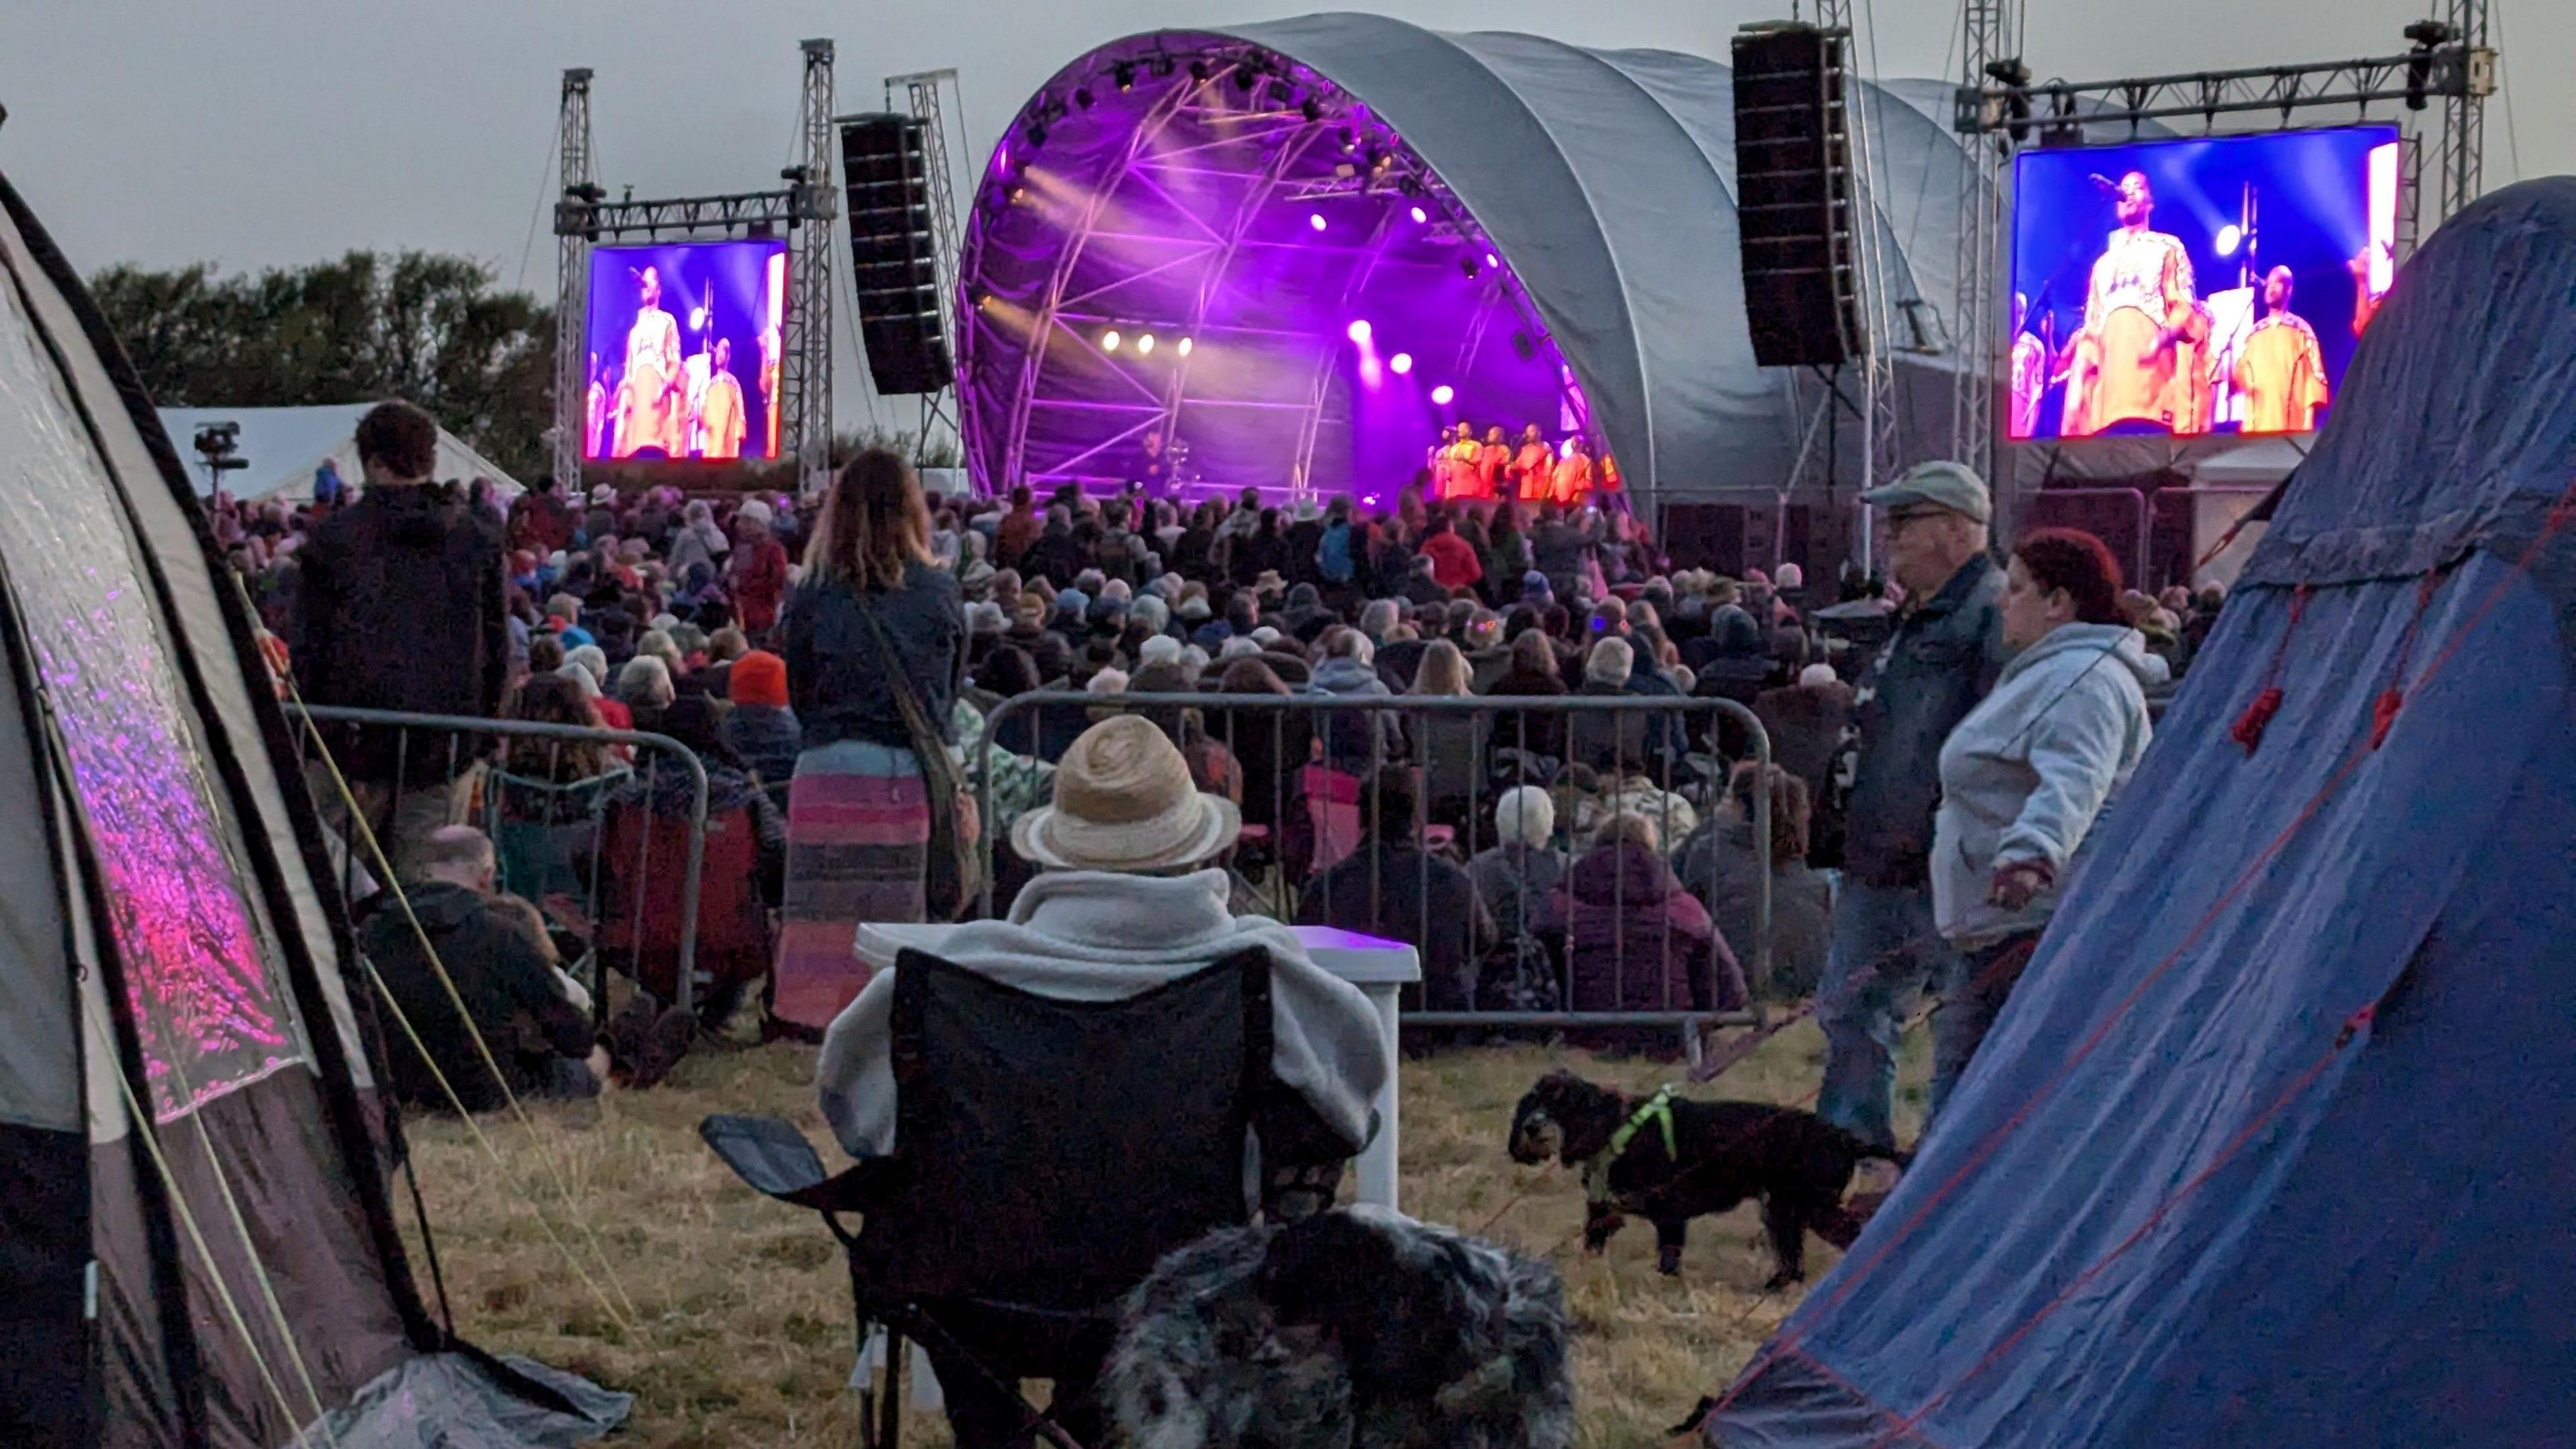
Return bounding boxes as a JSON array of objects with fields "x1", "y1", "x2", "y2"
[
  {"x1": 2061, "y1": 172, "x2": 2198, "y2": 437},
  {"x1": 2231, "y1": 265, "x2": 2328, "y2": 434},
  {"x1": 2347, "y1": 243, "x2": 2390, "y2": 337},
  {"x1": 584, "y1": 352, "x2": 609, "y2": 458},
  {"x1": 1509, "y1": 423, "x2": 1553, "y2": 502},
  {"x1": 1552, "y1": 435, "x2": 1595, "y2": 508},
  {"x1": 760, "y1": 319, "x2": 784, "y2": 458},
  {"x1": 2008, "y1": 292, "x2": 2049, "y2": 439},
  {"x1": 1474, "y1": 425, "x2": 1510, "y2": 501},
  {"x1": 613, "y1": 266, "x2": 685, "y2": 458},
  {"x1": 1438, "y1": 422, "x2": 1482, "y2": 502},
  {"x1": 698, "y1": 337, "x2": 750, "y2": 460}
]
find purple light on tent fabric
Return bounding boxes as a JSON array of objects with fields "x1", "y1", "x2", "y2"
[
  {"x1": 0, "y1": 281, "x2": 294, "y2": 1124},
  {"x1": 1390, "y1": 352, "x2": 1413, "y2": 374}
]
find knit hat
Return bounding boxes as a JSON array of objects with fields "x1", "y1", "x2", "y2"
[
  {"x1": 729, "y1": 651, "x2": 790, "y2": 708},
  {"x1": 1011, "y1": 715, "x2": 1240, "y2": 872},
  {"x1": 737, "y1": 498, "x2": 774, "y2": 529}
]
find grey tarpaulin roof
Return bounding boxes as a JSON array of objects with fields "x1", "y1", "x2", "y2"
[{"x1": 1205, "y1": 14, "x2": 1980, "y2": 496}]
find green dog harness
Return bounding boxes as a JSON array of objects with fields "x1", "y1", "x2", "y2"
[{"x1": 1581, "y1": 1085, "x2": 1678, "y2": 1204}]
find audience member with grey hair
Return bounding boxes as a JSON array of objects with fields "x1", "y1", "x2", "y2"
[{"x1": 1468, "y1": 784, "x2": 1570, "y2": 944}]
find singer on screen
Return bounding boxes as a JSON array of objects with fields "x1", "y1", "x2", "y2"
[
  {"x1": 2061, "y1": 172, "x2": 2198, "y2": 437},
  {"x1": 2233, "y1": 265, "x2": 2329, "y2": 433},
  {"x1": 614, "y1": 265, "x2": 685, "y2": 458}
]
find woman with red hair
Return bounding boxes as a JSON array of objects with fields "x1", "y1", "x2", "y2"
[{"x1": 1927, "y1": 527, "x2": 2157, "y2": 1128}]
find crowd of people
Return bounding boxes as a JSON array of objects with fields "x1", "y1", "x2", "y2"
[{"x1": 268, "y1": 398, "x2": 2226, "y2": 1157}]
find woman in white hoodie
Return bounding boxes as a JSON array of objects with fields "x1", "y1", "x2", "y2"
[{"x1": 1929, "y1": 528, "x2": 2155, "y2": 1129}]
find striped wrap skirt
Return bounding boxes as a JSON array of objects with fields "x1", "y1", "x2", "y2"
[{"x1": 772, "y1": 739, "x2": 929, "y2": 1032}]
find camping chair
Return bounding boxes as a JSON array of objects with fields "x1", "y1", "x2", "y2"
[
  {"x1": 702, "y1": 946, "x2": 1354, "y2": 1449},
  {"x1": 1301, "y1": 763, "x2": 1364, "y2": 872},
  {"x1": 596, "y1": 794, "x2": 773, "y2": 1020}
]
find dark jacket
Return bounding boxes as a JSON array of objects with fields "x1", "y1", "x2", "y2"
[
  {"x1": 295, "y1": 482, "x2": 508, "y2": 788},
  {"x1": 1307, "y1": 655, "x2": 1402, "y2": 772},
  {"x1": 1297, "y1": 841, "x2": 1492, "y2": 1012},
  {"x1": 1540, "y1": 839, "x2": 1743, "y2": 1015},
  {"x1": 1843, "y1": 554, "x2": 2006, "y2": 887},
  {"x1": 1671, "y1": 818, "x2": 1833, "y2": 999},
  {"x1": 722, "y1": 701, "x2": 804, "y2": 808},
  {"x1": 1482, "y1": 665, "x2": 1568, "y2": 764},
  {"x1": 781, "y1": 562, "x2": 965, "y2": 753},
  {"x1": 359, "y1": 882, "x2": 590, "y2": 1112}
]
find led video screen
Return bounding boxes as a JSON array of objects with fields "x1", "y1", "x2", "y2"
[
  {"x1": 583, "y1": 239, "x2": 788, "y2": 461},
  {"x1": 2008, "y1": 125, "x2": 2399, "y2": 441}
]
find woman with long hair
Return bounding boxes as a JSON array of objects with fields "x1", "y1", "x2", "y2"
[
  {"x1": 773, "y1": 447, "x2": 966, "y2": 1034},
  {"x1": 1408, "y1": 639, "x2": 1483, "y2": 835}
]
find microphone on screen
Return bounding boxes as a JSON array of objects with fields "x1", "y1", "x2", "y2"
[{"x1": 2087, "y1": 173, "x2": 2119, "y2": 192}]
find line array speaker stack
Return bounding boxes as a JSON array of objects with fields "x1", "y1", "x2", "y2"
[
  {"x1": 841, "y1": 113, "x2": 950, "y2": 396},
  {"x1": 1731, "y1": 25, "x2": 1862, "y2": 368}
]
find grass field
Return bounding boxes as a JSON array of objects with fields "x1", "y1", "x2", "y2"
[{"x1": 401, "y1": 1021, "x2": 1930, "y2": 1447}]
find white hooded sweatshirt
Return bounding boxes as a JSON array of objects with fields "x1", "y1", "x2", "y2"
[{"x1": 1931, "y1": 623, "x2": 2157, "y2": 948}]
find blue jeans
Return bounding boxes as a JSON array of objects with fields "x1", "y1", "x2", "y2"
[{"x1": 1815, "y1": 879, "x2": 1962, "y2": 1152}]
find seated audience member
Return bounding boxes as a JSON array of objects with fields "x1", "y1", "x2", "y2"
[
  {"x1": 720, "y1": 649, "x2": 800, "y2": 810},
  {"x1": 818, "y1": 716, "x2": 1390, "y2": 1448},
  {"x1": 360, "y1": 826, "x2": 604, "y2": 1111},
  {"x1": 1754, "y1": 662, "x2": 1856, "y2": 868},
  {"x1": 1467, "y1": 784, "x2": 1569, "y2": 944},
  {"x1": 1570, "y1": 752, "x2": 1699, "y2": 849},
  {"x1": 1307, "y1": 627, "x2": 1403, "y2": 773},
  {"x1": 1482, "y1": 627, "x2": 1568, "y2": 766},
  {"x1": 1672, "y1": 763, "x2": 1833, "y2": 1000},
  {"x1": 615, "y1": 654, "x2": 675, "y2": 733},
  {"x1": 1542, "y1": 812, "x2": 1744, "y2": 1028},
  {"x1": 1297, "y1": 768, "x2": 1493, "y2": 1012}
]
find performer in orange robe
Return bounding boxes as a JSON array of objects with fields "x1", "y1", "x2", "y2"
[
  {"x1": 1508, "y1": 424, "x2": 1553, "y2": 502},
  {"x1": 1475, "y1": 426, "x2": 1510, "y2": 500},
  {"x1": 1552, "y1": 436, "x2": 1595, "y2": 507},
  {"x1": 613, "y1": 266, "x2": 685, "y2": 458},
  {"x1": 1438, "y1": 423, "x2": 1483, "y2": 502},
  {"x1": 2061, "y1": 173, "x2": 2198, "y2": 436},
  {"x1": 698, "y1": 337, "x2": 750, "y2": 460},
  {"x1": 2232, "y1": 267, "x2": 2329, "y2": 433}
]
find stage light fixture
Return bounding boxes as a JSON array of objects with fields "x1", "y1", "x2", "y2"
[
  {"x1": 1267, "y1": 80, "x2": 1296, "y2": 109},
  {"x1": 1152, "y1": 54, "x2": 1177, "y2": 78},
  {"x1": 1028, "y1": 123, "x2": 1049, "y2": 150},
  {"x1": 1236, "y1": 67, "x2": 1259, "y2": 92},
  {"x1": 1189, "y1": 58, "x2": 1212, "y2": 82},
  {"x1": 1136, "y1": 333, "x2": 1157, "y2": 354},
  {"x1": 1303, "y1": 97, "x2": 1325, "y2": 123},
  {"x1": 2214, "y1": 223, "x2": 2243, "y2": 257},
  {"x1": 1309, "y1": 213, "x2": 1328, "y2": 231},
  {"x1": 1177, "y1": 337, "x2": 1194, "y2": 356},
  {"x1": 1389, "y1": 352, "x2": 1413, "y2": 374},
  {"x1": 1113, "y1": 61, "x2": 1136, "y2": 91},
  {"x1": 1410, "y1": 205, "x2": 1428, "y2": 223},
  {"x1": 1102, "y1": 329, "x2": 1122, "y2": 351},
  {"x1": 1075, "y1": 87, "x2": 1095, "y2": 111},
  {"x1": 1346, "y1": 319, "x2": 1373, "y2": 343},
  {"x1": 1430, "y1": 384, "x2": 1455, "y2": 406},
  {"x1": 1461, "y1": 257, "x2": 1480, "y2": 280}
]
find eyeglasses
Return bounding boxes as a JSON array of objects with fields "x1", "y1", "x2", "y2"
[{"x1": 1886, "y1": 508, "x2": 1948, "y2": 533}]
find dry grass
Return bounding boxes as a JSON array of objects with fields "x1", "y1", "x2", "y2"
[{"x1": 400, "y1": 1022, "x2": 1929, "y2": 1446}]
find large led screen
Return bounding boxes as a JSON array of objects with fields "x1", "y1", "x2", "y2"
[
  {"x1": 2008, "y1": 125, "x2": 2399, "y2": 441},
  {"x1": 584, "y1": 239, "x2": 787, "y2": 461}
]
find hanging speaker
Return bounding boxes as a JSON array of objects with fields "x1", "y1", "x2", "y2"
[
  {"x1": 840, "y1": 114, "x2": 950, "y2": 396},
  {"x1": 1731, "y1": 25, "x2": 1862, "y2": 368}
]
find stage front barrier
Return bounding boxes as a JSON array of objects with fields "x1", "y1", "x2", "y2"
[
  {"x1": 975, "y1": 692, "x2": 1772, "y2": 1053},
  {"x1": 288, "y1": 704, "x2": 712, "y2": 1018}
]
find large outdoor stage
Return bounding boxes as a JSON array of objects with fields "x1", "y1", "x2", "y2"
[{"x1": 953, "y1": 19, "x2": 1979, "y2": 513}]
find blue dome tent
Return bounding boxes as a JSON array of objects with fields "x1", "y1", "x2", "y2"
[{"x1": 1709, "y1": 176, "x2": 2576, "y2": 1447}]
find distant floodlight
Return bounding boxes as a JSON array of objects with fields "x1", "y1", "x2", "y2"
[
  {"x1": 1102, "y1": 329, "x2": 1122, "y2": 352},
  {"x1": 1389, "y1": 352, "x2": 1413, "y2": 374},
  {"x1": 2214, "y1": 223, "x2": 2243, "y2": 257},
  {"x1": 1309, "y1": 212, "x2": 1328, "y2": 231},
  {"x1": 1430, "y1": 384, "x2": 1455, "y2": 406},
  {"x1": 1136, "y1": 332, "x2": 1157, "y2": 354},
  {"x1": 1177, "y1": 336, "x2": 1194, "y2": 356},
  {"x1": 1346, "y1": 319, "x2": 1373, "y2": 344},
  {"x1": 1409, "y1": 205, "x2": 1428, "y2": 223}
]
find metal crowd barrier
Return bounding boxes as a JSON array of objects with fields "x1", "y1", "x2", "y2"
[
  {"x1": 287, "y1": 704, "x2": 712, "y2": 1015},
  {"x1": 975, "y1": 690, "x2": 1776, "y2": 1054}
]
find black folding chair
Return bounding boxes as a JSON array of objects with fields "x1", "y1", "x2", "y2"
[{"x1": 703, "y1": 945, "x2": 1355, "y2": 1449}]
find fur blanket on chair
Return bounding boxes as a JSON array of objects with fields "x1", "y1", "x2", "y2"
[{"x1": 1103, "y1": 1205, "x2": 1574, "y2": 1449}]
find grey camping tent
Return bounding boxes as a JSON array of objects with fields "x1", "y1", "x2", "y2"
[{"x1": 0, "y1": 175, "x2": 625, "y2": 1444}]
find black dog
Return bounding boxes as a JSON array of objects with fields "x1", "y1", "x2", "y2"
[{"x1": 1507, "y1": 1069, "x2": 1905, "y2": 1289}]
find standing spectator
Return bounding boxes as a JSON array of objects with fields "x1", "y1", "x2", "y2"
[
  {"x1": 1298, "y1": 769, "x2": 1492, "y2": 1011},
  {"x1": 1673, "y1": 764, "x2": 1833, "y2": 1000},
  {"x1": 994, "y1": 485, "x2": 1042, "y2": 568},
  {"x1": 727, "y1": 498, "x2": 792, "y2": 639},
  {"x1": 1482, "y1": 627, "x2": 1568, "y2": 767},
  {"x1": 775, "y1": 449, "x2": 966, "y2": 1035},
  {"x1": 295, "y1": 400, "x2": 507, "y2": 878},
  {"x1": 1530, "y1": 503, "x2": 1593, "y2": 604},
  {"x1": 1407, "y1": 639, "x2": 1483, "y2": 832},
  {"x1": 508, "y1": 472, "x2": 576, "y2": 555},
  {"x1": 1307, "y1": 627, "x2": 1403, "y2": 773},
  {"x1": 1755, "y1": 663, "x2": 1856, "y2": 868},
  {"x1": 1815, "y1": 461, "x2": 2006, "y2": 1155},
  {"x1": 665, "y1": 498, "x2": 731, "y2": 580},
  {"x1": 1418, "y1": 513, "x2": 1484, "y2": 595},
  {"x1": 1467, "y1": 784, "x2": 1568, "y2": 945},
  {"x1": 1927, "y1": 529, "x2": 2153, "y2": 1128}
]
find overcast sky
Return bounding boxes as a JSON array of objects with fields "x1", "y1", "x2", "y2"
[{"x1": 5, "y1": 0, "x2": 2565, "y2": 423}]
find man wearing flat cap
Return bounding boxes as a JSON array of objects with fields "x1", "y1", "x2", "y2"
[{"x1": 1817, "y1": 461, "x2": 2006, "y2": 1159}]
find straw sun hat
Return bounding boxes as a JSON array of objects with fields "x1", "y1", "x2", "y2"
[{"x1": 1010, "y1": 715, "x2": 1241, "y2": 873}]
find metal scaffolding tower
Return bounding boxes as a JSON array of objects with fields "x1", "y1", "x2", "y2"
[
  {"x1": 784, "y1": 39, "x2": 840, "y2": 494},
  {"x1": 550, "y1": 68, "x2": 597, "y2": 489},
  {"x1": 1808, "y1": 0, "x2": 1907, "y2": 569},
  {"x1": 1949, "y1": 0, "x2": 2013, "y2": 494},
  {"x1": 885, "y1": 66, "x2": 970, "y2": 451},
  {"x1": 2438, "y1": 0, "x2": 2496, "y2": 219}
]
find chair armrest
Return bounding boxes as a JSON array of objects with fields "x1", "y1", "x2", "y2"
[{"x1": 700, "y1": 1113, "x2": 896, "y2": 1214}]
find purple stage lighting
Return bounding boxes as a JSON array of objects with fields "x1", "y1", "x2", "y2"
[
  {"x1": 1485, "y1": 251, "x2": 1499, "y2": 268},
  {"x1": 1136, "y1": 333, "x2": 1157, "y2": 354},
  {"x1": 1410, "y1": 205, "x2": 1428, "y2": 223},
  {"x1": 1177, "y1": 336, "x2": 1194, "y2": 356},
  {"x1": 1309, "y1": 212, "x2": 1328, "y2": 231},
  {"x1": 1389, "y1": 352, "x2": 1413, "y2": 374},
  {"x1": 1101, "y1": 329, "x2": 1122, "y2": 352},
  {"x1": 1346, "y1": 319, "x2": 1373, "y2": 344},
  {"x1": 1430, "y1": 384, "x2": 1455, "y2": 405}
]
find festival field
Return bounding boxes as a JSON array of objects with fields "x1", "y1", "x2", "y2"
[{"x1": 402, "y1": 1025, "x2": 1931, "y2": 1448}]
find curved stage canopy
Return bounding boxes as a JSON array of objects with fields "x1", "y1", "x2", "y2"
[{"x1": 958, "y1": 15, "x2": 1978, "y2": 505}]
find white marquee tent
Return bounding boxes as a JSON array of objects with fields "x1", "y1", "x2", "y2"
[{"x1": 157, "y1": 402, "x2": 524, "y2": 500}]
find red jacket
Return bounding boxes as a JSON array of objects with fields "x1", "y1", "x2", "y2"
[
  {"x1": 729, "y1": 537, "x2": 792, "y2": 634},
  {"x1": 1420, "y1": 531, "x2": 1484, "y2": 592}
]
